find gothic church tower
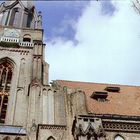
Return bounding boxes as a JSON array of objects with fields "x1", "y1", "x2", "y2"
[
  {"x1": 0, "y1": 0, "x2": 57, "y2": 140},
  {"x1": 0, "y1": 0, "x2": 70, "y2": 140}
]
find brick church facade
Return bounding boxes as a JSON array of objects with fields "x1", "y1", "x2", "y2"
[{"x1": 0, "y1": 0, "x2": 139, "y2": 140}]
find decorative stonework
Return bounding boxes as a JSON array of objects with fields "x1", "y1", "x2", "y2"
[
  {"x1": 30, "y1": 78, "x2": 41, "y2": 87},
  {"x1": 51, "y1": 81, "x2": 61, "y2": 90},
  {"x1": 37, "y1": 125, "x2": 67, "y2": 140},
  {"x1": 72, "y1": 116, "x2": 106, "y2": 140},
  {"x1": 39, "y1": 125, "x2": 67, "y2": 130},
  {"x1": 103, "y1": 121, "x2": 140, "y2": 133},
  {"x1": 3, "y1": 28, "x2": 21, "y2": 38},
  {"x1": 0, "y1": 48, "x2": 30, "y2": 55},
  {"x1": 33, "y1": 55, "x2": 42, "y2": 59}
]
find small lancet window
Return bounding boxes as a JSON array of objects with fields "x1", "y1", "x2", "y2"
[
  {"x1": 0, "y1": 60, "x2": 13, "y2": 123},
  {"x1": 91, "y1": 91, "x2": 108, "y2": 102}
]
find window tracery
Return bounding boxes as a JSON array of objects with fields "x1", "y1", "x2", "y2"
[{"x1": 0, "y1": 60, "x2": 13, "y2": 123}]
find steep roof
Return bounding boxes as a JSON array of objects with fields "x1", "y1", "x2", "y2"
[
  {"x1": 4, "y1": 0, "x2": 34, "y2": 10},
  {"x1": 56, "y1": 80, "x2": 140, "y2": 116}
]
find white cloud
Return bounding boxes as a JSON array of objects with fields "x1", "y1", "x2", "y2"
[{"x1": 46, "y1": 1, "x2": 140, "y2": 85}]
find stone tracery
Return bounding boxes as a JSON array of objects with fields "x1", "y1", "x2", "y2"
[{"x1": 0, "y1": 59, "x2": 13, "y2": 123}]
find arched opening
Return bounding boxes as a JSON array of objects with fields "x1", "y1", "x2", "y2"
[
  {"x1": 23, "y1": 38, "x2": 31, "y2": 42},
  {"x1": 23, "y1": 34, "x2": 31, "y2": 42},
  {"x1": 114, "y1": 135, "x2": 125, "y2": 140},
  {"x1": 47, "y1": 136, "x2": 55, "y2": 140},
  {"x1": 0, "y1": 59, "x2": 14, "y2": 123},
  {"x1": 14, "y1": 137, "x2": 22, "y2": 140},
  {"x1": 3, "y1": 136, "x2": 10, "y2": 140}
]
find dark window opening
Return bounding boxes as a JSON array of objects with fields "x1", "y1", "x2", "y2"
[
  {"x1": 47, "y1": 136, "x2": 55, "y2": 140},
  {"x1": 91, "y1": 91, "x2": 108, "y2": 102},
  {"x1": 90, "y1": 119, "x2": 94, "y2": 122},
  {"x1": 23, "y1": 38, "x2": 31, "y2": 42},
  {"x1": 5, "y1": 11, "x2": 10, "y2": 26},
  {"x1": 83, "y1": 118, "x2": 88, "y2": 122},
  {"x1": 105, "y1": 86, "x2": 120, "y2": 92},
  {"x1": 27, "y1": 12, "x2": 33, "y2": 28},
  {"x1": 0, "y1": 61, "x2": 13, "y2": 123}
]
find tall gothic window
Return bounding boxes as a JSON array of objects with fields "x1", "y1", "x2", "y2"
[
  {"x1": 27, "y1": 12, "x2": 33, "y2": 28},
  {"x1": 22, "y1": 12, "x2": 28, "y2": 28},
  {"x1": 9, "y1": 8, "x2": 21, "y2": 27},
  {"x1": 0, "y1": 60, "x2": 13, "y2": 123},
  {"x1": 0, "y1": 12, "x2": 3, "y2": 24}
]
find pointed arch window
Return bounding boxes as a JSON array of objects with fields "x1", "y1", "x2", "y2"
[
  {"x1": 0, "y1": 60, "x2": 14, "y2": 123},
  {"x1": 27, "y1": 11, "x2": 33, "y2": 28},
  {"x1": 47, "y1": 136, "x2": 55, "y2": 140},
  {"x1": 114, "y1": 135, "x2": 125, "y2": 140},
  {"x1": 9, "y1": 8, "x2": 21, "y2": 27}
]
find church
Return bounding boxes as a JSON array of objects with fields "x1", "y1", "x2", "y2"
[{"x1": 0, "y1": 0, "x2": 140, "y2": 140}]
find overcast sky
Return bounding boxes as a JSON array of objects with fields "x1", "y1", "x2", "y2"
[
  {"x1": 35, "y1": 1, "x2": 140, "y2": 86},
  {"x1": 1, "y1": 0, "x2": 140, "y2": 86}
]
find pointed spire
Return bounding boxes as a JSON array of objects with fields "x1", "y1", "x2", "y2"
[{"x1": 37, "y1": 11, "x2": 42, "y2": 29}]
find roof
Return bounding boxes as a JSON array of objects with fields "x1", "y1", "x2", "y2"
[
  {"x1": 56, "y1": 80, "x2": 140, "y2": 116},
  {"x1": 4, "y1": 0, "x2": 34, "y2": 10}
]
